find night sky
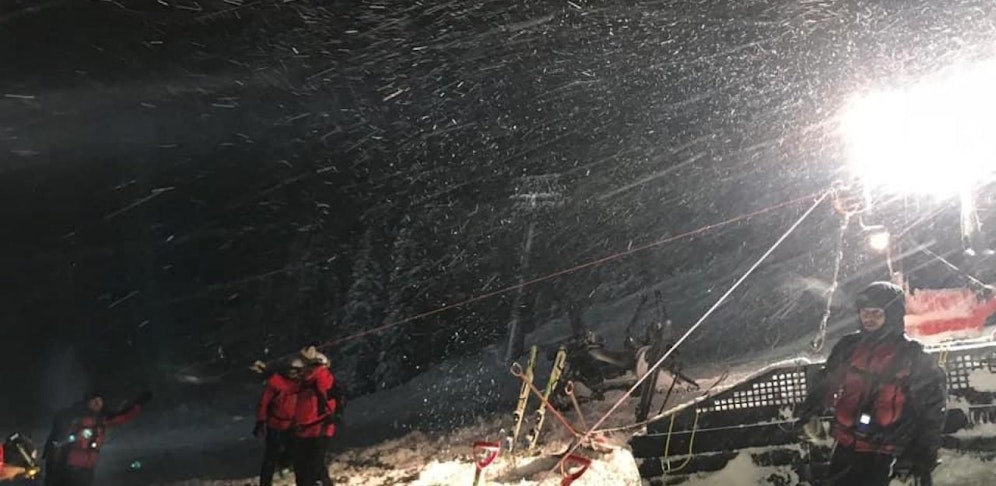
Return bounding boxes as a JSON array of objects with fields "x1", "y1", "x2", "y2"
[{"x1": 2, "y1": 0, "x2": 995, "y2": 430}]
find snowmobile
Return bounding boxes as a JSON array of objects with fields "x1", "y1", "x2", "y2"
[
  {"x1": 501, "y1": 293, "x2": 703, "y2": 455},
  {"x1": 555, "y1": 293, "x2": 700, "y2": 422}
]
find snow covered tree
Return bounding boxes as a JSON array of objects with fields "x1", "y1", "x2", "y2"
[
  {"x1": 374, "y1": 218, "x2": 421, "y2": 389},
  {"x1": 340, "y1": 227, "x2": 387, "y2": 395}
]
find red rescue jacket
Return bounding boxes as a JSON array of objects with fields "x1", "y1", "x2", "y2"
[
  {"x1": 61, "y1": 404, "x2": 141, "y2": 469},
  {"x1": 256, "y1": 373, "x2": 300, "y2": 431},
  {"x1": 829, "y1": 339, "x2": 912, "y2": 453},
  {"x1": 799, "y1": 270, "x2": 951, "y2": 464},
  {"x1": 294, "y1": 366, "x2": 336, "y2": 438},
  {"x1": 799, "y1": 332, "x2": 946, "y2": 457}
]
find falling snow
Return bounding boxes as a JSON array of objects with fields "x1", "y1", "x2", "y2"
[{"x1": 3, "y1": 0, "x2": 996, "y2": 484}]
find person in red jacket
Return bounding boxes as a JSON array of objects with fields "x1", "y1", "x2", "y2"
[
  {"x1": 294, "y1": 347, "x2": 336, "y2": 486},
  {"x1": 796, "y1": 282, "x2": 947, "y2": 485},
  {"x1": 44, "y1": 390, "x2": 151, "y2": 486},
  {"x1": 255, "y1": 357, "x2": 304, "y2": 486}
]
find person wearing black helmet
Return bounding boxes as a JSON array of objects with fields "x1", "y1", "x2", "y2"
[{"x1": 796, "y1": 281, "x2": 947, "y2": 486}]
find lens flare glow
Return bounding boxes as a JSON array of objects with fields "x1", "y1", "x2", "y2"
[
  {"x1": 841, "y1": 61, "x2": 996, "y2": 197},
  {"x1": 867, "y1": 230, "x2": 890, "y2": 252}
]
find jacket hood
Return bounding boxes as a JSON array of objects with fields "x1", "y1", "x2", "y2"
[{"x1": 856, "y1": 281, "x2": 906, "y2": 334}]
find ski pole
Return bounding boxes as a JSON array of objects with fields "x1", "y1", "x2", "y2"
[
  {"x1": 564, "y1": 381, "x2": 588, "y2": 430},
  {"x1": 672, "y1": 367, "x2": 700, "y2": 390},
  {"x1": 508, "y1": 346, "x2": 538, "y2": 452},
  {"x1": 655, "y1": 369, "x2": 680, "y2": 417},
  {"x1": 511, "y1": 363, "x2": 582, "y2": 438},
  {"x1": 527, "y1": 346, "x2": 568, "y2": 450},
  {"x1": 471, "y1": 441, "x2": 501, "y2": 486},
  {"x1": 559, "y1": 453, "x2": 591, "y2": 486},
  {"x1": 635, "y1": 366, "x2": 662, "y2": 422}
]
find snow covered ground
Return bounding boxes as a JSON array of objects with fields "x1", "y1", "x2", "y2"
[
  {"x1": 136, "y1": 344, "x2": 996, "y2": 486},
  {"x1": 40, "y1": 293, "x2": 995, "y2": 485},
  {"x1": 74, "y1": 294, "x2": 709, "y2": 485},
  {"x1": 673, "y1": 448, "x2": 996, "y2": 486},
  {"x1": 145, "y1": 382, "x2": 668, "y2": 486}
]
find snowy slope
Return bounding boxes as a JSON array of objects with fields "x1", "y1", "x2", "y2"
[
  {"x1": 61, "y1": 286, "x2": 995, "y2": 485},
  {"x1": 140, "y1": 331, "x2": 794, "y2": 485},
  {"x1": 675, "y1": 448, "x2": 996, "y2": 486},
  {"x1": 77, "y1": 293, "x2": 708, "y2": 484},
  {"x1": 148, "y1": 343, "x2": 996, "y2": 486}
]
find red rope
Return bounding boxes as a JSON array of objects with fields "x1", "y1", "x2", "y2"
[
  {"x1": 511, "y1": 362, "x2": 582, "y2": 438},
  {"x1": 553, "y1": 190, "x2": 831, "y2": 472},
  {"x1": 180, "y1": 190, "x2": 821, "y2": 376},
  {"x1": 311, "y1": 191, "x2": 822, "y2": 351}
]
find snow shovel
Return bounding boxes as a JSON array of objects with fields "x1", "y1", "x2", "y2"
[
  {"x1": 559, "y1": 453, "x2": 591, "y2": 486},
  {"x1": 471, "y1": 441, "x2": 501, "y2": 486}
]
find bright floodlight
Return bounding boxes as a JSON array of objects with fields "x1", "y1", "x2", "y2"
[
  {"x1": 867, "y1": 230, "x2": 890, "y2": 252},
  {"x1": 841, "y1": 61, "x2": 996, "y2": 197}
]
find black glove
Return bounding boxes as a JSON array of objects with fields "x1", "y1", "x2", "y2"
[
  {"x1": 893, "y1": 452, "x2": 938, "y2": 481},
  {"x1": 892, "y1": 456, "x2": 914, "y2": 477},
  {"x1": 134, "y1": 390, "x2": 153, "y2": 406},
  {"x1": 253, "y1": 420, "x2": 266, "y2": 438}
]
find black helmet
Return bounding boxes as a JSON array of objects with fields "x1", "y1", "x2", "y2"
[
  {"x1": 3, "y1": 433, "x2": 39, "y2": 470},
  {"x1": 855, "y1": 281, "x2": 906, "y2": 333}
]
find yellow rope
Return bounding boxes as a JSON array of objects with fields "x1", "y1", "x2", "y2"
[
  {"x1": 661, "y1": 409, "x2": 701, "y2": 474},
  {"x1": 661, "y1": 413, "x2": 676, "y2": 469}
]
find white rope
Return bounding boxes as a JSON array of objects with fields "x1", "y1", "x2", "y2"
[
  {"x1": 811, "y1": 212, "x2": 850, "y2": 352},
  {"x1": 555, "y1": 191, "x2": 831, "y2": 468}
]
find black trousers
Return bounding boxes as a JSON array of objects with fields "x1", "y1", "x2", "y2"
[
  {"x1": 260, "y1": 427, "x2": 295, "y2": 486},
  {"x1": 826, "y1": 446, "x2": 894, "y2": 486},
  {"x1": 43, "y1": 449, "x2": 64, "y2": 486},
  {"x1": 43, "y1": 449, "x2": 92, "y2": 486},
  {"x1": 44, "y1": 466, "x2": 94, "y2": 486},
  {"x1": 294, "y1": 436, "x2": 332, "y2": 486}
]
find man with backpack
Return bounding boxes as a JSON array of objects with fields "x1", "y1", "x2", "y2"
[
  {"x1": 797, "y1": 281, "x2": 947, "y2": 485},
  {"x1": 255, "y1": 357, "x2": 305, "y2": 486},
  {"x1": 294, "y1": 346, "x2": 338, "y2": 486}
]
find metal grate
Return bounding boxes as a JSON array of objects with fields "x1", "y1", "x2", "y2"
[
  {"x1": 691, "y1": 347, "x2": 992, "y2": 415},
  {"x1": 945, "y1": 353, "x2": 981, "y2": 391},
  {"x1": 700, "y1": 371, "x2": 808, "y2": 412},
  {"x1": 636, "y1": 342, "x2": 996, "y2": 485}
]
